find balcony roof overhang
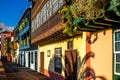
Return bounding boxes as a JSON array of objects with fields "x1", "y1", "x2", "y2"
[
  {"x1": 31, "y1": 21, "x2": 82, "y2": 45},
  {"x1": 33, "y1": 30, "x2": 82, "y2": 46},
  {"x1": 77, "y1": 10, "x2": 120, "y2": 32}
]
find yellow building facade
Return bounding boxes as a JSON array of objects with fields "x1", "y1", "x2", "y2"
[
  {"x1": 37, "y1": 29, "x2": 113, "y2": 80},
  {"x1": 37, "y1": 32, "x2": 86, "y2": 79}
]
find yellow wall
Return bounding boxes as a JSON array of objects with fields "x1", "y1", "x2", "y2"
[
  {"x1": 38, "y1": 32, "x2": 86, "y2": 77},
  {"x1": 37, "y1": 30, "x2": 113, "y2": 79},
  {"x1": 91, "y1": 29, "x2": 113, "y2": 80}
]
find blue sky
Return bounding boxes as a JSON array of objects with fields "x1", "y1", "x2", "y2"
[{"x1": 0, "y1": 0, "x2": 31, "y2": 27}]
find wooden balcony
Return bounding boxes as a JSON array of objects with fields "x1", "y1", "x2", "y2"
[{"x1": 31, "y1": 12, "x2": 63, "y2": 44}]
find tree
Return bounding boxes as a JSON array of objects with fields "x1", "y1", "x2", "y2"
[{"x1": 4, "y1": 38, "x2": 12, "y2": 61}]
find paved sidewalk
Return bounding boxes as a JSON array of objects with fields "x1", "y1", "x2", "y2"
[{"x1": 0, "y1": 60, "x2": 51, "y2": 80}]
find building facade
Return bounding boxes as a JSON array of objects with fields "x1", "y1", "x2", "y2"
[
  {"x1": 29, "y1": 0, "x2": 85, "y2": 79},
  {"x1": 17, "y1": 7, "x2": 38, "y2": 70},
  {"x1": 12, "y1": 27, "x2": 19, "y2": 63},
  {"x1": 29, "y1": 0, "x2": 120, "y2": 80},
  {"x1": 0, "y1": 23, "x2": 14, "y2": 60}
]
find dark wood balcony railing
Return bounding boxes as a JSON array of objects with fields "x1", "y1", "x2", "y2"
[{"x1": 31, "y1": 12, "x2": 63, "y2": 44}]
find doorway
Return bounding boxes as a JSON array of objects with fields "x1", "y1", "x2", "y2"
[
  {"x1": 65, "y1": 50, "x2": 77, "y2": 80},
  {"x1": 28, "y1": 52, "x2": 30, "y2": 67},
  {"x1": 35, "y1": 51, "x2": 37, "y2": 71},
  {"x1": 40, "y1": 52, "x2": 44, "y2": 73}
]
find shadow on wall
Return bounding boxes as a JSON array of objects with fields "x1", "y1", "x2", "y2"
[
  {"x1": 48, "y1": 57, "x2": 64, "y2": 80},
  {"x1": 47, "y1": 31, "x2": 108, "y2": 80},
  {"x1": 48, "y1": 52, "x2": 107, "y2": 80},
  {"x1": 77, "y1": 52, "x2": 107, "y2": 80}
]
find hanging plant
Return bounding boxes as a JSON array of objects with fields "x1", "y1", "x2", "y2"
[
  {"x1": 60, "y1": 5, "x2": 73, "y2": 36},
  {"x1": 71, "y1": 0, "x2": 109, "y2": 23},
  {"x1": 60, "y1": 0, "x2": 110, "y2": 36}
]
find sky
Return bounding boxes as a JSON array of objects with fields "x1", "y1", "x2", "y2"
[{"x1": 0, "y1": 0, "x2": 31, "y2": 27}]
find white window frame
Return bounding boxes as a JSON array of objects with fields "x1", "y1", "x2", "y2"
[
  {"x1": 36, "y1": 14, "x2": 39, "y2": 29},
  {"x1": 46, "y1": 1, "x2": 50, "y2": 19},
  {"x1": 58, "y1": 0, "x2": 64, "y2": 8},
  {"x1": 35, "y1": 17, "x2": 37, "y2": 30},
  {"x1": 114, "y1": 29, "x2": 120, "y2": 75},
  {"x1": 52, "y1": 0, "x2": 58, "y2": 14},
  {"x1": 38, "y1": 11, "x2": 41, "y2": 26},
  {"x1": 42, "y1": 4, "x2": 47, "y2": 23}
]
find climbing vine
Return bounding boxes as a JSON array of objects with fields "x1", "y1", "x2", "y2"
[{"x1": 59, "y1": 1, "x2": 73, "y2": 36}]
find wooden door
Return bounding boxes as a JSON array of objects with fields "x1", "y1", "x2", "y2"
[
  {"x1": 65, "y1": 50, "x2": 77, "y2": 80},
  {"x1": 40, "y1": 52, "x2": 44, "y2": 73},
  {"x1": 35, "y1": 51, "x2": 37, "y2": 70}
]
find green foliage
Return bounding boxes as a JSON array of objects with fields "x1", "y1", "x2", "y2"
[
  {"x1": 60, "y1": 0, "x2": 110, "y2": 36},
  {"x1": 60, "y1": 0, "x2": 120, "y2": 35},
  {"x1": 60, "y1": 5, "x2": 74, "y2": 36},
  {"x1": 109, "y1": 0, "x2": 120, "y2": 16},
  {"x1": 4, "y1": 39, "x2": 13, "y2": 55},
  {"x1": 60, "y1": 0, "x2": 83, "y2": 36},
  {"x1": 73, "y1": 16, "x2": 84, "y2": 26},
  {"x1": 70, "y1": 0, "x2": 108, "y2": 22}
]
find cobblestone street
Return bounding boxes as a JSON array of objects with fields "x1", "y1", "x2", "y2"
[{"x1": 0, "y1": 60, "x2": 50, "y2": 80}]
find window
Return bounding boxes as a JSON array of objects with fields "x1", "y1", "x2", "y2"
[
  {"x1": 67, "y1": 41, "x2": 73, "y2": 49},
  {"x1": 31, "y1": 0, "x2": 64, "y2": 33},
  {"x1": 31, "y1": 19, "x2": 35, "y2": 32},
  {"x1": 36, "y1": 15, "x2": 39, "y2": 29},
  {"x1": 27, "y1": 30, "x2": 29, "y2": 36},
  {"x1": 50, "y1": 0, "x2": 54, "y2": 16},
  {"x1": 52, "y1": 0, "x2": 58, "y2": 13},
  {"x1": 31, "y1": 21, "x2": 34, "y2": 32},
  {"x1": 42, "y1": 4, "x2": 47, "y2": 23},
  {"x1": 4, "y1": 35, "x2": 6, "y2": 38},
  {"x1": 41, "y1": 9, "x2": 43, "y2": 25},
  {"x1": 46, "y1": 1, "x2": 50, "y2": 19},
  {"x1": 47, "y1": 50, "x2": 51, "y2": 57},
  {"x1": 0, "y1": 28, "x2": 2, "y2": 31},
  {"x1": 31, "y1": 52, "x2": 33, "y2": 64},
  {"x1": 26, "y1": 21, "x2": 29, "y2": 27},
  {"x1": 38, "y1": 11, "x2": 41, "y2": 26},
  {"x1": 54, "y1": 48, "x2": 62, "y2": 74},
  {"x1": 34, "y1": 17, "x2": 37, "y2": 30},
  {"x1": 114, "y1": 30, "x2": 120, "y2": 75},
  {"x1": 59, "y1": 0, "x2": 64, "y2": 7}
]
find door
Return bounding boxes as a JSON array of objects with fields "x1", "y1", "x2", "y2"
[
  {"x1": 28, "y1": 52, "x2": 30, "y2": 67},
  {"x1": 65, "y1": 50, "x2": 77, "y2": 80},
  {"x1": 24, "y1": 52, "x2": 25, "y2": 66},
  {"x1": 19, "y1": 52, "x2": 22, "y2": 65},
  {"x1": 40, "y1": 52, "x2": 44, "y2": 73},
  {"x1": 35, "y1": 51, "x2": 37, "y2": 70}
]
